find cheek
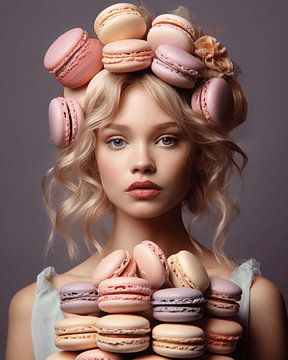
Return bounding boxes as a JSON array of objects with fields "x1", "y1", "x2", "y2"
[{"x1": 96, "y1": 153, "x2": 118, "y2": 185}]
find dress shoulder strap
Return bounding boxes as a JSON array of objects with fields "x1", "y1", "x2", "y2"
[{"x1": 31, "y1": 267, "x2": 64, "y2": 360}]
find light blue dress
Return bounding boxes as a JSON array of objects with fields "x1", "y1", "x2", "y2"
[{"x1": 31, "y1": 259, "x2": 260, "y2": 360}]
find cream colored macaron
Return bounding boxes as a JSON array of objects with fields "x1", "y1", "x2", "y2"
[{"x1": 45, "y1": 351, "x2": 78, "y2": 360}]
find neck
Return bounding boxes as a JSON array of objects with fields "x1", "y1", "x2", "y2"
[{"x1": 104, "y1": 205, "x2": 199, "y2": 257}]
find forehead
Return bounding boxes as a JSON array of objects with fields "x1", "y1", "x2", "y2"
[{"x1": 100, "y1": 86, "x2": 183, "y2": 134}]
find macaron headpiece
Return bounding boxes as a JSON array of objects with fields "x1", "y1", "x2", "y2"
[{"x1": 44, "y1": 2, "x2": 239, "y2": 148}]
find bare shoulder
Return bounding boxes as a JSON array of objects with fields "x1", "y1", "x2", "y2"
[
  {"x1": 248, "y1": 275, "x2": 288, "y2": 360},
  {"x1": 6, "y1": 282, "x2": 37, "y2": 359}
]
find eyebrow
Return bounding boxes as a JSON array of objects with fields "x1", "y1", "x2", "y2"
[{"x1": 100, "y1": 121, "x2": 180, "y2": 132}]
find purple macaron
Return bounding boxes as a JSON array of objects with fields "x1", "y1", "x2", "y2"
[
  {"x1": 151, "y1": 44, "x2": 205, "y2": 89},
  {"x1": 151, "y1": 287, "x2": 204, "y2": 322},
  {"x1": 59, "y1": 281, "x2": 100, "y2": 315},
  {"x1": 205, "y1": 277, "x2": 242, "y2": 317}
]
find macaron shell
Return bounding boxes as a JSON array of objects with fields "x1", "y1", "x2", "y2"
[
  {"x1": 200, "y1": 77, "x2": 234, "y2": 125},
  {"x1": 45, "y1": 352, "x2": 79, "y2": 360},
  {"x1": 57, "y1": 37, "x2": 103, "y2": 88},
  {"x1": 66, "y1": 98, "x2": 84, "y2": 144},
  {"x1": 94, "y1": 3, "x2": 147, "y2": 44},
  {"x1": 98, "y1": 276, "x2": 151, "y2": 295},
  {"x1": 102, "y1": 39, "x2": 152, "y2": 73},
  {"x1": 48, "y1": 97, "x2": 70, "y2": 148},
  {"x1": 44, "y1": 28, "x2": 85, "y2": 70},
  {"x1": 92, "y1": 249, "x2": 134, "y2": 287},
  {"x1": 132, "y1": 356, "x2": 170, "y2": 360},
  {"x1": 147, "y1": 14, "x2": 195, "y2": 53},
  {"x1": 168, "y1": 250, "x2": 210, "y2": 292},
  {"x1": 133, "y1": 241, "x2": 168, "y2": 289},
  {"x1": 75, "y1": 349, "x2": 122, "y2": 360},
  {"x1": 207, "y1": 277, "x2": 242, "y2": 300},
  {"x1": 205, "y1": 298, "x2": 239, "y2": 317}
]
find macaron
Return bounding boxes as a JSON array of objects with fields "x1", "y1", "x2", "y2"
[
  {"x1": 55, "y1": 315, "x2": 98, "y2": 351},
  {"x1": 205, "y1": 277, "x2": 242, "y2": 317},
  {"x1": 59, "y1": 281, "x2": 100, "y2": 315},
  {"x1": 203, "y1": 318, "x2": 243, "y2": 354},
  {"x1": 151, "y1": 287, "x2": 204, "y2": 322},
  {"x1": 48, "y1": 96, "x2": 84, "y2": 148},
  {"x1": 152, "y1": 44, "x2": 205, "y2": 89},
  {"x1": 75, "y1": 349, "x2": 122, "y2": 360},
  {"x1": 92, "y1": 249, "x2": 136, "y2": 287},
  {"x1": 167, "y1": 250, "x2": 210, "y2": 292},
  {"x1": 45, "y1": 352, "x2": 79, "y2": 360},
  {"x1": 44, "y1": 28, "x2": 103, "y2": 88},
  {"x1": 94, "y1": 3, "x2": 147, "y2": 44},
  {"x1": 152, "y1": 323, "x2": 205, "y2": 358},
  {"x1": 191, "y1": 77, "x2": 234, "y2": 126},
  {"x1": 147, "y1": 14, "x2": 195, "y2": 53},
  {"x1": 98, "y1": 276, "x2": 151, "y2": 313},
  {"x1": 133, "y1": 240, "x2": 169, "y2": 290},
  {"x1": 96, "y1": 314, "x2": 151, "y2": 353},
  {"x1": 102, "y1": 39, "x2": 152, "y2": 73}
]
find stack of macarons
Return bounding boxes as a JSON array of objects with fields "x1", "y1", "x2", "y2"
[
  {"x1": 49, "y1": 240, "x2": 245, "y2": 359},
  {"x1": 44, "y1": 2, "x2": 238, "y2": 149}
]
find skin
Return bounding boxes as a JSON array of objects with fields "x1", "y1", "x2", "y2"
[{"x1": 6, "y1": 87, "x2": 288, "y2": 360}]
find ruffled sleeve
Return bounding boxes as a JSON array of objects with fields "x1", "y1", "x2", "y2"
[{"x1": 31, "y1": 267, "x2": 64, "y2": 360}]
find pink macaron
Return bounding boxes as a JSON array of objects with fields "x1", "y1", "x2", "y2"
[
  {"x1": 48, "y1": 96, "x2": 84, "y2": 148},
  {"x1": 98, "y1": 276, "x2": 151, "y2": 313},
  {"x1": 133, "y1": 240, "x2": 169, "y2": 290},
  {"x1": 44, "y1": 28, "x2": 103, "y2": 88},
  {"x1": 59, "y1": 281, "x2": 100, "y2": 315},
  {"x1": 205, "y1": 277, "x2": 242, "y2": 317},
  {"x1": 147, "y1": 14, "x2": 196, "y2": 53},
  {"x1": 152, "y1": 44, "x2": 205, "y2": 88},
  {"x1": 191, "y1": 77, "x2": 234, "y2": 126},
  {"x1": 92, "y1": 249, "x2": 136, "y2": 287},
  {"x1": 102, "y1": 39, "x2": 152, "y2": 73}
]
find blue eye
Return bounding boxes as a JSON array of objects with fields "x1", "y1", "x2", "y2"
[
  {"x1": 107, "y1": 137, "x2": 126, "y2": 148},
  {"x1": 157, "y1": 136, "x2": 178, "y2": 146}
]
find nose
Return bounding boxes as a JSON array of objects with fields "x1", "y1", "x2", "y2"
[{"x1": 130, "y1": 145, "x2": 156, "y2": 174}]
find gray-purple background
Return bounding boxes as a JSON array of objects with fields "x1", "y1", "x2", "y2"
[{"x1": 1, "y1": 0, "x2": 287, "y2": 356}]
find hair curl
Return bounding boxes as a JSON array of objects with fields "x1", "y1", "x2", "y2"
[{"x1": 42, "y1": 70, "x2": 247, "y2": 262}]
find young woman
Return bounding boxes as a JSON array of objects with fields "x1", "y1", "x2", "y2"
[{"x1": 6, "y1": 4, "x2": 288, "y2": 360}]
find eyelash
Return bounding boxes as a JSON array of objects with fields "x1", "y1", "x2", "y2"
[{"x1": 106, "y1": 135, "x2": 179, "y2": 149}]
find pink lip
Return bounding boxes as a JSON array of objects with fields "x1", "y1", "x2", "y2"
[{"x1": 126, "y1": 181, "x2": 162, "y2": 199}]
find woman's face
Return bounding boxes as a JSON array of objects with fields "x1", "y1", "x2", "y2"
[{"x1": 96, "y1": 86, "x2": 193, "y2": 219}]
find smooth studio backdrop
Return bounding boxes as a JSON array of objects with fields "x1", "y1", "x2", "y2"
[{"x1": 1, "y1": 0, "x2": 287, "y2": 356}]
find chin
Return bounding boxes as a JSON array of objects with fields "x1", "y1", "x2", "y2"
[{"x1": 120, "y1": 201, "x2": 180, "y2": 219}]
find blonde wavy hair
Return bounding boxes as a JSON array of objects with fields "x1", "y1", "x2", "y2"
[{"x1": 42, "y1": 70, "x2": 247, "y2": 263}]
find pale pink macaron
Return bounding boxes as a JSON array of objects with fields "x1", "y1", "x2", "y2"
[
  {"x1": 44, "y1": 28, "x2": 103, "y2": 88},
  {"x1": 75, "y1": 349, "x2": 122, "y2": 360},
  {"x1": 147, "y1": 14, "x2": 196, "y2": 53},
  {"x1": 191, "y1": 77, "x2": 234, "y2": 127},
  {"x1": 92, "y1": 249, "x2": 136, "y2": 287},
  {"x1": 45, "y1": 352, "x2": 79, "y2": 360},
  {"x1": 132, "y1": 355, "x2": 170, "y2": 359},
  {"x1": 94, "y1": 3, "x2": 147, "y2": 44},
  {"x1": 133, "y1": 240, "x2": 169, "y2": 290},
  {"x1": 98, "y1": 276, "x2": 151, "y2": 313},
  {"x1": 102, "y1": 39, "x2": 152, "y2": 73},
  {"x1": 202, "y1": 355, "x2": 235, "y2": 360},
  {"x1": 152, "y1": 44, "x2": 205, "y2": 88},
  {"x1": 48, "y1": 96, "x2": 84, "y2": 148},
  {"x1": 205, "y1": 277, "x2": 242, "y2": 317}
]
